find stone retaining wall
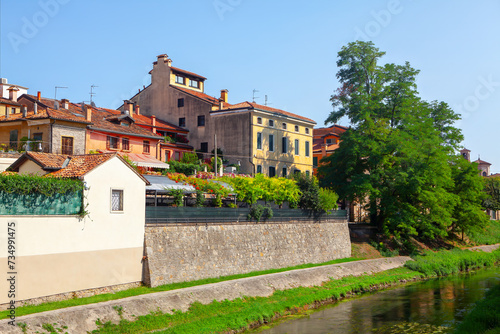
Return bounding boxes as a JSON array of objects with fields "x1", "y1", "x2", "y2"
[{"x1": 144, "y1": 219, "x2": 351, "y2": 287}]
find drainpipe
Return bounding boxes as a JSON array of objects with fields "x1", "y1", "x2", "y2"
[{"x1": 248, "y1": 112, "x2": 255, "y2": 175}]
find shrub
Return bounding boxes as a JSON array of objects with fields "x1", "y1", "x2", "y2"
[
  {"x1": 167, "y1": 161, "x2": 203, "y2": 176},
  {"x1": 318, "y1": 188, "x2": 339, "y2": 212},
  {"x1": 180, "y1": 152, "x2": 199, "y2": 164},
  {"x1": 0, "y1": 173, "x2": 83, "y2": 196},
  {"x1": 247, "y1": 204, "x2": 273, "y2": 222},
  {"x1": 167, "y1": 188, "x2": 184, "y2": 207}
]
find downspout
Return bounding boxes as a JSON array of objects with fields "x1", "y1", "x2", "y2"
[{"x1": 49, "y1": 120, "x2": 53, "y2": 153}]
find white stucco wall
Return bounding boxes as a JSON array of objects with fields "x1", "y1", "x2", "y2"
[{"x1": 0, "y1": 156, "x2": 146, "y2": 303}]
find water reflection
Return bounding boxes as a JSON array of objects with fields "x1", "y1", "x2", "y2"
[{"x1": 255, "y1": 267, "x2": 500, "y2": 334}]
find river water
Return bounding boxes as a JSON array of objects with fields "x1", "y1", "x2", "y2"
[{"x1": 254, "y1": 266, "x2": 500, "y2": 334}]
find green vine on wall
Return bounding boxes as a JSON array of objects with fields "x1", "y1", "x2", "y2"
[{"x1": 0, "y1": 173, "x2": 83, "y2": 196}]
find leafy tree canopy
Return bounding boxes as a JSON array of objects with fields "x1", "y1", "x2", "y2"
[{"x1": 319, "y1": 41, "x2": 486, "y2": 240}]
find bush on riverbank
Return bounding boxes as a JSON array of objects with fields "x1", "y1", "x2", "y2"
[
  {"x1": 454, "y1": 284, "x2": 500, "y2": 334},
  {"x1": 468, "y1": 220, "x2": 500, "y2": 245},
  {"x1": 405, "y1": 248, "x2": 500, "y2": 276}
]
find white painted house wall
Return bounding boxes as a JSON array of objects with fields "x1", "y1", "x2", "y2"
[{"x1": 0, "y1": 156, "x2": 146, "y2": 304}]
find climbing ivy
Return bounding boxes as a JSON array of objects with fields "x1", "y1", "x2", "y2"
[{"x1": 0, "y1": 173, "x2": 83, "y2": 196}]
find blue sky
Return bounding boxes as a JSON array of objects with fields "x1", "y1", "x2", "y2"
[{"x1": 1, "y1": 0, "x2": 499, "y2": 171}]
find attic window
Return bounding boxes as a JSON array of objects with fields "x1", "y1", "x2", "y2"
[
  {"x1": 295, "y1": 125, "x2": 299, "y2": 132},
  {"x1": 120, "y1": 122, "x2": 129, "y2": 127},
  {"x1": 189, "y1": 79, "x2": 199, "y2": 88},
  {"x1": 257, "y1": 117, "x2": 262, "y2": 124},
  {"x1": 305, "y1": 128, "x2": 310, "y2": 135},
  {"x1": 175, "y1": 75, "x2": 185, "y2": 85}
]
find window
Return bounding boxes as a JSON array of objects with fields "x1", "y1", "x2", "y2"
[
  {"x1": 9, "y1": 130, "x2": 18, "y2": 149},
  {"x1": 294, "y1": 139, "x2": 299, "y2": 155},
  {"x1": 326, "y1": 138, "x2": 337, "y2": 145},
  {"x1": 305, "y1": 141, "x2": 310, "y2": 157},
  {"x1": 268, "y1": 166, "x2": 276, "y2": 177},
  {"x1": 33, "y1": 133, "x2": 43, "y2": 151},
  {"x1": 143, "y1": 140, "x2": 150, "y2": 154},
  {"x1": 62, "y1": 136, "x2": 74, "y2": 155},
  {"x1": 257, "y1": 117, "x2": 262, "y2": 124},
  {"x1": 197, "y1": 115, "x2": 205, "y2": 127},
  {"x1": 189, "y1": 79, "x2": 199, "y2": 88},
  {"x1": 175, "y1": 75, "x2": 185, "y2": 85},
  {"x1": 107, "y1": 135, "x2": 119, "y2": 150},
  {"x1": 111, "y1": 189, "x2": 123, "y2": 212},
  {"x1": 282, "y1": 137, "x2": 288, "y2": 154},
  {"x1": 282, "y1": 167, "x2": 287, "y2": 177},
  {"x1": 256, "y1": 165, "x2": 262, "y2": 174},
  {"x1": 294, "y1": 125, "x2": 299, "y2": 132},
  {"x1": 282, "y1": 123, "x2": 287, "y2": 130},
  {"x1": 269, "y1": 119, "x2": 274, "y2": 127},
  {"x1": 200, "y1": 142, "x2": 208, "y2": 153},
  {"x1": 177, "y1": 98, "x2": 184, "y2": 107},
  {"x1": 305, "y1": 170, "x2": 310, "y2": 177},
  {"x1": 313, "y1": 157, "x2": 318, "y2": 167},
  {"x1": 269, "y1": 134, "x2": 274, "y2": 152},
  {"x1": 257, "y1": 132, "x2": 262, "y2": 150},
  {"x1": 179, "y1": 117, "x2": 186, "y2": 127},
  {"x1": 305, "y1": 128, "x2": 310, "y2": 134},
  {"x1": 11, "y1": 107, "x2": 15, "y2": 114},
  {"x1": 175, "y1": 152, "x2": 181, "y2": 160},
  {"x1": 122, "y1": 138, "x2": 130, "y2": 151}
]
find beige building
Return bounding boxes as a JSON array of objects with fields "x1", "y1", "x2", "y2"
[{"x1": 1, "y1": 152, "x2": 148, "y2": 304}]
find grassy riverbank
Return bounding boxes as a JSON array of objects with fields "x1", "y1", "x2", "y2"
[
  {"x1": 0, "y1": 257, "x2": 362, "y2": 320},
  {"x1": 89, "y1": 248, "x2": 500, "y2": 334}
]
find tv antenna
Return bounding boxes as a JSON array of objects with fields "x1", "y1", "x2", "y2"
[
  {"x1": 264, "y1": 95, "x2": 272, "y2": 106},
  {"x1": 252, "y1": 89, "x2": 259, "y2": 103},
  {"x1": 54, "y1": 86, "x2": 68, "y2": 100},
  {"x1": 90, "y1": 85, "x2": 98, "y2": 106}
]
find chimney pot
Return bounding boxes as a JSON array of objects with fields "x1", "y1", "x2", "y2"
[
  {"x1": 22, "y1": 105, "x2": 27, "y2": 117},
  {"x1": 135, "y1": 104, "x2": 140, "y2": 115},
  {"x1": 123, "y1": 100, "x2": 133, "y2": 116},
  {"x1": 34, "y1": 102, "x2": 38, "y2": 115},
  {"x1": 220, "y1": 89, "x2": 228, "y2": 103},
  {"x1": 8, "y1": 86, "x2": 19, "y2": 102},
  {"x1": 37, "y1": 91, "x2": 41, "y2": 101},
  {"x1": 54, "y1": 101, "x2": 59, "y2": 110}
]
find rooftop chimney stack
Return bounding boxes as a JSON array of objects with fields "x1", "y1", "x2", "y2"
[
  {"x1": 54, "y1": 101, "x2": 59, "y2": 110},
  {"x1": 151, "y1": 115, "x2": 157, "y2": 133},
  {"x1": 85, "y1": 105, "x2": 92, "y2": 122},
  {"x1": 37, "y1": 91, "x2": 41, "y2": 101},
  {"x1": 22, "y1": 105, "x2": 27, "y2": 117},
  {"x1": 220, "y1": 89, "x2": 228, "y2": 103},
  {"x1": 123, "y1": 100, "x2": 134, "y2": 115},
  {"x1": 61, "y1": 99, "x2": 69, "y2": 109},
  {"x1": 135, "y1": 104, "x2": 140, "y2": 115},
  {"x1": 34, "y1": 102, "x2": 38, "y2": 115},
  {"x1": 8, "y1": 86, "x2": 19, "y2": 102}
]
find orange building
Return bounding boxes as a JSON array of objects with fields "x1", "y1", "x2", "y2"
[{"x1": 312, "y1": 124, "x2": 347, "y2": 175}]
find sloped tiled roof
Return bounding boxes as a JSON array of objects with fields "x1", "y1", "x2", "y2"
[
  {"x1": 134, "y1": 113, "x2": 188, "y2": 133},
  {"x1": 215, "y1": 101, "x2": 316, "y2": 124},
  {"x1": 15, "y1": 152, "x2": 69, "y2": 170},
  {"x1": 171, "y1": 66, "x2": 207, "y2": 80},
  {"x1": 171, "y1": 85, "x2": 223, "y2": 106},
  {"x1": 312, "y1": 125, "x2": 348, "y2": 153},
  {"x1": 0, "y1": 97, "x2": 22, "y2": 106},
  {"x1": 474, "y1": 159, "x2": 491, "y2": 165},
  {"x1": 49, "y1": 154, "x2": 115, "y2": 178}
]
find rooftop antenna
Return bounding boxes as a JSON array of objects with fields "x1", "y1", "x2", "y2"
[
  {"x1": 252, "y1": 89, "x2": 259, "y2": 103},
  {"x1": 54, "y1": 86, "x2": 68, "y2": 100},
  {"x1": 264, "y1": 95, "x2": 272, "y2": 106},
  {"x1": 89, "y1": 85, "x2": 98, "y2": 106}
]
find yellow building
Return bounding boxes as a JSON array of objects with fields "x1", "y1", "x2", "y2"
[{"x1": 212, "y1": 101, "x2": 316, "y2": 176}]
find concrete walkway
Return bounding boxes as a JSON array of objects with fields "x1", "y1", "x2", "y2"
[{"x1": 0, "y1": 256, "x2": 411, "y2": 334}]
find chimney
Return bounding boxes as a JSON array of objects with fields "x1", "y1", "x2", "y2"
[
  {"x1": 0, "y1": 78, "x2": 7, "y2": 98},
  {"x1": 219, "y1": 98, "x2": 224, "y2": 110},
  {"x1": 54, "y1": 100, "x2": 59, "y2": 110},
  {"x1": 123, "y1": 100, "x2": 133, "y2": 115},
  {"x1": 37, "y1": 91, "x2": 41, "y2": 101},
  {"x1": 151, "y1": 115, "x2": 157, "y2": 134},
  {"x1": 61, "y1": 99, "x2": 69, "y2": 109},
  {"x1": 220, "y1": 89, "x2": 228, "y2": 103},
  {"x1": 8, "y1": 86, "x2": 19, "y2": 102},
  {"x1": 135, "y1": 104, "x2": 140, "y2": 115},
  {"x1": 22, "y1": 105, "x2": 27, "y2": 117},
  {"x1": 85, "y1": 105, "x2": 92, "y2": 122},
  {"x1": 34, "y1": 101, "x2": 38, "y2": 115}
]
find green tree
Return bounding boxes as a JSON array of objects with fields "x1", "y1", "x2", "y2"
[
  {"x1": 319, "y1": 41, "x2": 476, "y2": 240},
  {"x1": 483, "y1": 176, "x2": 500, "y2": 212}
]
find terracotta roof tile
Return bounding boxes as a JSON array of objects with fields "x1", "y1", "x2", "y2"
[
  {"x1": 48, "y1": 154, "x2": 115, "y2": 178},
  {"x1": 170, "y1": 66, "x2": 207, "y2": 80},
  {"x1": 24, "y1": 152, "x2": 69, "y2": 169},
  {"x1": 216, "y1": 101, "x2": 316, "y2": 124},
  {"x1": 171, "y1": 86, "x2": 223, "y2": 106},
  {"x1": 474, "y1": 159, "x2": 491, "y2": 165},
  {"x1": 0, "y1": 98, "x2": 22, "y2": 106},
  {"x1": 133, "y1": 113, "x2": 188, "y2": 133}
]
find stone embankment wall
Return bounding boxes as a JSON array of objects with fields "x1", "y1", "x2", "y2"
[{"x1": 144, "y1": 219, "x2": 351, "y2": 287}]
